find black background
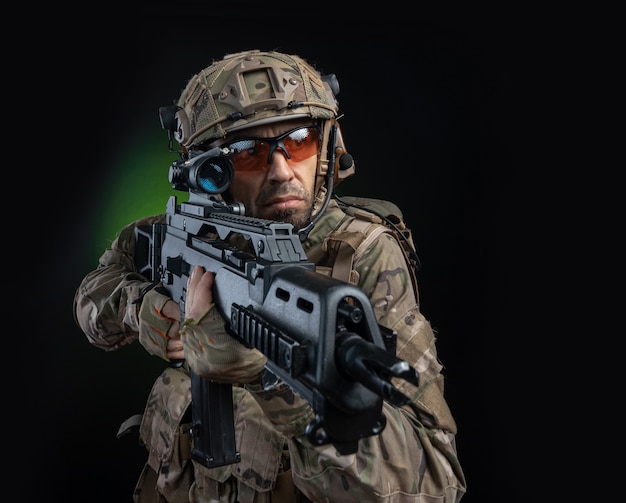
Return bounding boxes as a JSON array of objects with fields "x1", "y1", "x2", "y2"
[{"x1": 20, "y1": 9, "x2": 526, "y2": 503}]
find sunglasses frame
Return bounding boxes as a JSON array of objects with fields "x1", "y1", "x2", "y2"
[{"x1": 223, "y1": 125, "x2": 322, "y2": 172}]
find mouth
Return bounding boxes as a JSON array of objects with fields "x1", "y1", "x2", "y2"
[{"x1": 264, "y1": 196, "x2": 303, "y2": 211}]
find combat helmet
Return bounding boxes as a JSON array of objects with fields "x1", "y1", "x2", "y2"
[{"x1": 161, "y1": 50, "x2": 355, "y2": 224}]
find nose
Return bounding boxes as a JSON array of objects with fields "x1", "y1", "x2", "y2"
[{"x1": 266, "y1": 148, "x2": 294, "y2": 181}]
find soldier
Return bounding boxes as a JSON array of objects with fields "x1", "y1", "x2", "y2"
[{"x1": 74, "y1": 49, "x2": 467, "y2": 502}]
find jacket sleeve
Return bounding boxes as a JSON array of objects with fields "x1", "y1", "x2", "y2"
[
  {"x1": 73, "y1": 214, "x2": 165, "y2": 351},
  {"x1": 355, "y1": 232, "x2": 458, "y2": 433}
]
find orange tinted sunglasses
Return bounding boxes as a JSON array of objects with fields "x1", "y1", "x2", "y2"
[{"x1": 224, "y1": 126, "x2": 321, "y2": 172}]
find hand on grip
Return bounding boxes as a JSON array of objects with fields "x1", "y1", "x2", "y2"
[{"x1": 181, "y1": 265, "x2": 267, "y2": 383}]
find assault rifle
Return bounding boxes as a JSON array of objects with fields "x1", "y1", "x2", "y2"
[{"x1": 135, "y1": 145, "x2": 419, "y2": 468}]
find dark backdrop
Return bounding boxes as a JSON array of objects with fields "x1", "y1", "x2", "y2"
[{"x1": 20, "y1": 10, "x2": 524, "y2": 503}]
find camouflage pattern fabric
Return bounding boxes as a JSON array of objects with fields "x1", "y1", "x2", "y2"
[
  {"x1": 180, "y1": 304, "x2": 267, "y2": 384},
  {"x1": 249, "y1": 380, "x2": 464, "y2": 502},
  {"x1": 176, "y1": 50, "x2": 338, "y2": 148},
  {"x1": 136, "y1": 368, "x2": 291, "y2": 503},
  {"x1": 74, "y1": 214, "x2": 165, "y2": 351}
]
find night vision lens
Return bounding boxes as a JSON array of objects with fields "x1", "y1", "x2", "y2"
[{"x1": 196, "y1": 160, "x2": 232, "y2": 193}]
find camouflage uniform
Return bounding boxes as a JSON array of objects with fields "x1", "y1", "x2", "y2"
[{"x1": 74, "y1": 199, "x2": 467, "y2": 502}]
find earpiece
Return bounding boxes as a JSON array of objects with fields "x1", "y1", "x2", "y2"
[
  {"x1": 333, "y1": 122, "x2": 355, "y2": 182},
  {"x1": 320, "y1": 74, "x2": 355, "y2": 182}
]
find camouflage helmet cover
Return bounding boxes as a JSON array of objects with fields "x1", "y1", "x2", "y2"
[{"x1": 175, "y1": 50, "x2": 339, "y2": 148}]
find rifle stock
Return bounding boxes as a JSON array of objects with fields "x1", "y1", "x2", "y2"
[{"x1": 135, "y1": 192, "x2": 419, "y2": 466}]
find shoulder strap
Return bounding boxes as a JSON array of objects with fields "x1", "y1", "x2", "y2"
[
  {"x1": 313, "y1": 197, "x2": 420, "y2": 296},
  {"x1": 306, "y1": 212, "x2": 371, "y2": 284},
  {"x1": 342, "y1": 218, "x2": 419, "y2": 297},
  {"x1": 330, "y1": 216, "x2": 371, "y2": 284},
  {"x1": 339, "y1": 196, "x2": 420, "y2": 293}
]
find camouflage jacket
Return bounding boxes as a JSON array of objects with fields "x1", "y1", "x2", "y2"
[{"x1": 74, "y1": 199, "x2": 467, "y2": 502}]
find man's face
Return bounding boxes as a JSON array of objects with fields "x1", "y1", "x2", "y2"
[{"x1": 214, "y1": 119, "x2": 320, "y2": 230}]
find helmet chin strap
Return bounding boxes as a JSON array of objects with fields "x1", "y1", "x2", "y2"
[{"x1": 298, "y1": 121, "x2": 337, "y2": 242}]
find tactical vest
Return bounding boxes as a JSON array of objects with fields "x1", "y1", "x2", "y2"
[{"x1": 308, "y1": 195, "x2": 419, "y2": 298}]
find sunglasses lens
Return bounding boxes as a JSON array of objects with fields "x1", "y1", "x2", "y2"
[
  {"x1": 228, "y1": 127, "x2": 320, "y2": 172},
  {"x1": 283, "y1": 127, "x2": 320, "y2": 162},
  {"x1": 228, "y1": 139, "x2": 269, "y2": 172}
]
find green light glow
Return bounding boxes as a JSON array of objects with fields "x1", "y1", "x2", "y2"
[{"x1": 89, "y1": 128, "x2": 179, "y2": 261}]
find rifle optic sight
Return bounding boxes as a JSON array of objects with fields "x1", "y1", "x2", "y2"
[{"x1": 169, "y1": 146, "x2": 234, "y2": 194}]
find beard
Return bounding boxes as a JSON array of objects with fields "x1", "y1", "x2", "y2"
[
  {"x1": 272, "y1": 206, "x2": 314, "y2": 231},
  {"x1": 257, "y1": 182, "x2": 315, "y2": 231}
]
